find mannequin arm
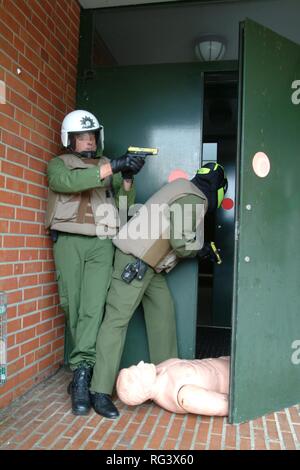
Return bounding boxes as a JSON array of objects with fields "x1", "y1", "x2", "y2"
[{"x1": 177, "y1": 385, "x2": 228, "y2": 416}]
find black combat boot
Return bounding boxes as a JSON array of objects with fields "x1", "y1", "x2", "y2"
[
  {"x1": 68, "y1": 365, "x2": 93, "y2": 415},
  {"x1": 91, "y1": 392, "x2": 119, "y2": 419}
]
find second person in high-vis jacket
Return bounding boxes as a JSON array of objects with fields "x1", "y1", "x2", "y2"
[
  {"x1": 45, "y1": 109, "x2": 145, "y2": 416},
  {"x1": 89, "y1": 162, "x2": 228, "y2": 418}
]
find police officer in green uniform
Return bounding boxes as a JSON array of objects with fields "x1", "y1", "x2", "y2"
[
  {"x1": 45, "y1": 109, "x2": 145, "y2": 415},
  {"x1": 89, "y1": 163, "x2": 228, "y2": 418}
]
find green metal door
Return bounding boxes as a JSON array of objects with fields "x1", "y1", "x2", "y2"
[
  {"x1": 77, "y1": 64, "x2": 203, "y2": 364},
  {"x1": 230, "y1": 19, "x2": 300, "y2": 423}
]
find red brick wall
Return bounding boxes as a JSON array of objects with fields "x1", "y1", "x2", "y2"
[{"x1": 0, "y1": 0, "x2": 81, "y2": 408}]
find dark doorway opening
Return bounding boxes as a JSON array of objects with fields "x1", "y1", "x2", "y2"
[{"x1": 196, "y1": 71, "x2": 238, "y2": 359}]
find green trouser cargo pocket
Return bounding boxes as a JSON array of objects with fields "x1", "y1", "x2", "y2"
[{"x1": 56, "y1": 271, "x2": 69, "y2": 320}]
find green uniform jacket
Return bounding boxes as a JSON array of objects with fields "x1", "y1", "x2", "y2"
[{"x1": 47, "y1": 156, "x2": 136, "y2": 209}]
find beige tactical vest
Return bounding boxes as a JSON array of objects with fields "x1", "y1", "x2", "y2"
[
  {"x1": 113, "y1": 178, "x2": 207, "y2": 273},
  {"x1": 45, "y1": 154, "x2": 119, "y2": 237}
]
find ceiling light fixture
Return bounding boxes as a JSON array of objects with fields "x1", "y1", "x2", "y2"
[{"x1": 195, "y1": 35, "x2": 226, "y2": 61}]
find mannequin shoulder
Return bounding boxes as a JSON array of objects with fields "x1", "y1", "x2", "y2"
[{"x1": 156, "y1": 358, "x2": 182, "y2": 373}]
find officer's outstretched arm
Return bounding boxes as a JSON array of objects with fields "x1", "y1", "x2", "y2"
[
  {"x1": 48, "y1": 157, "x2": 108, "y2": 193},
  {"x1": 112, "y1": 173, "x2": 136, "y2": 209}
]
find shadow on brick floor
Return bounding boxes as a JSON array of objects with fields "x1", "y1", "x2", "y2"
[{"x1": 0, "y1": 367, "x2": 299, "y2": 450}]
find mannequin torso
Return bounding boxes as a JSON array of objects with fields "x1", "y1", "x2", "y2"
[{"x1": 117, "y1": 357, "x2": 230, "y2": 416}]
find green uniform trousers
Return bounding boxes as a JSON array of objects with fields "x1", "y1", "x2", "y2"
[
  {"x1": 53, "y1": 233, "x2": 114, "y2": 370},
  {"x1": 90, "y1": 249, "x2": 178, "y2": 394}
]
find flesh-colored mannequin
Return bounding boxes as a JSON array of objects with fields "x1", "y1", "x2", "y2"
[{"x1": 116, "y1": 357, "x2": 230, "y2": 416}]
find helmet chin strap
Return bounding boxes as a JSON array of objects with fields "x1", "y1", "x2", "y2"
[
  {"x1": 68, "y1": 148, "x2": 98, "y2": 159},
  {"x1": 79, "y1": 150, "x2": 97, "y2": 159}
]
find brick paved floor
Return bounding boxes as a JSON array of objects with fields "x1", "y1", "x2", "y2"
[{"x1": 0, "y1": 367, "x2": 299, "y2": 450}]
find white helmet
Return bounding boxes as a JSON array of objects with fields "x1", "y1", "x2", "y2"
[{"x1": 61, "y1": 110, "x2": 104, "y2": 151}]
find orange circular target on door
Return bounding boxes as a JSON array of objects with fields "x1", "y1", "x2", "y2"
[{"x1": 252, "y1": 152, "x2": 271, "y2": 178}]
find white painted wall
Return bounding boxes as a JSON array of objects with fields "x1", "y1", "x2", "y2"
[{"x1": 90, "y1": 0, "x2": 300, "y2": 64}]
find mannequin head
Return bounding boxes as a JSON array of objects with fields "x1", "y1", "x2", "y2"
[{"x1": 116, "y1": 361, "x2": 157, "y2": 405}]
